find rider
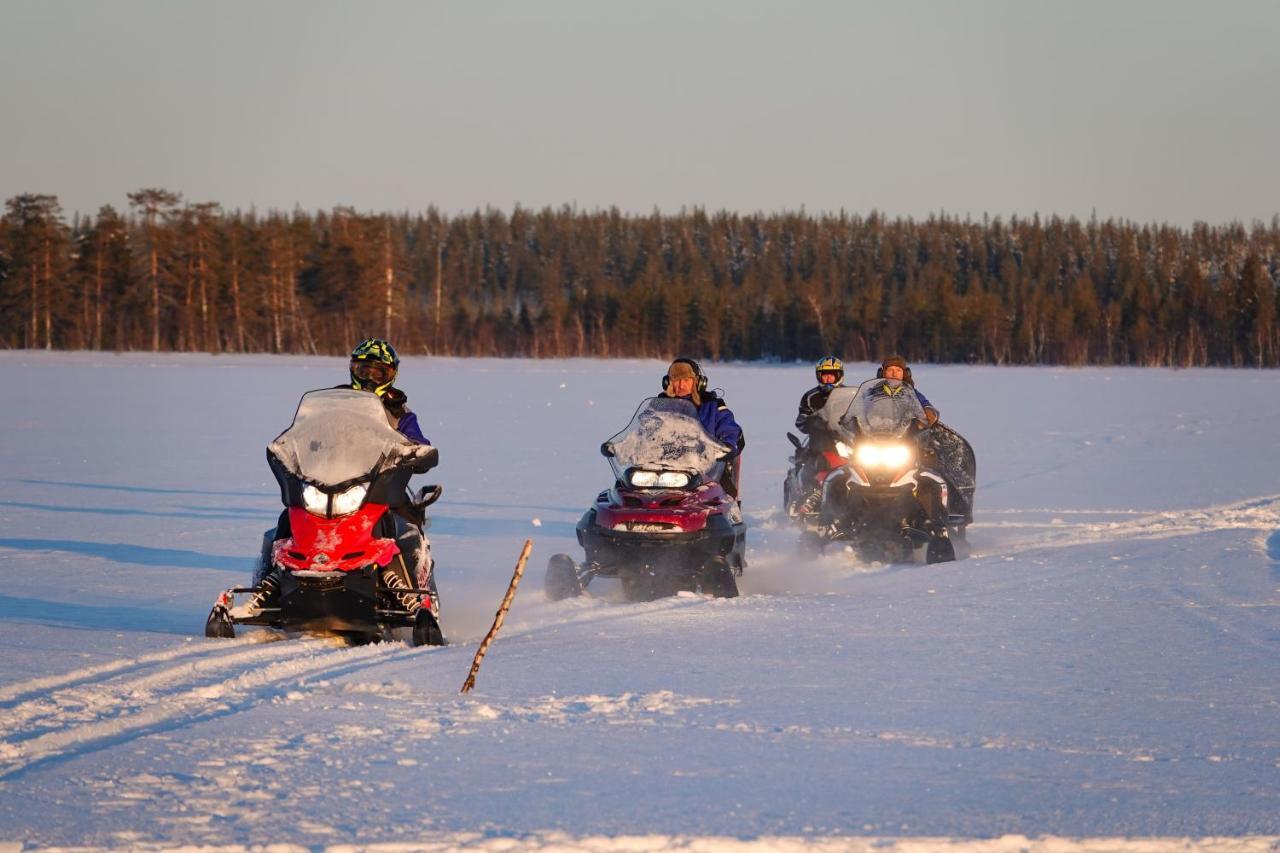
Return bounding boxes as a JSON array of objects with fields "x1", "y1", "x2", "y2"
[
  {"x1": 661, "y1": 357, "x2": 746, "y2": 499},
  {"x1": 793, "y1": 355, "x2": 845, "y2": 513},
  {"x1": 348, "y1": 338, "x2": 429, "y2": 443},
  {"x1": 873, "y1": 354, "x2": 947, "y2": 537},
  {"x1": 874, "y1": 354, "x2": 939, "y2": 425},
  {"x1": 242, "y1": 339, "x2": 439, "y2": 623}
]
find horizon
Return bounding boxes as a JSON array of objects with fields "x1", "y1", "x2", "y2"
[{"x1": 4, "y1": 1, "x2": 1279, "y2": 228}]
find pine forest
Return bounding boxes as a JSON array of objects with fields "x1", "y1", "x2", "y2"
[{"x1": 2, "y1": 190, "x2": 1277, "y2": 367}]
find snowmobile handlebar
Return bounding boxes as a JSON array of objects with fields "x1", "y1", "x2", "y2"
[{"x1": 392, "y1": 444, "x2": 438, "y2": 474}]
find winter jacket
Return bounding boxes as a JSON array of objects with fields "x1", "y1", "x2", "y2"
[
  {"x1": 670, "y1": 392, "x2": 745, "y2": 456},
  {"x1": 795, "y1": 384, "x2": 835, "y2": 432},
  {"x1": 381, "y1": 387, "x2": 430, "y2": 444},
  {"x1": 796, "y1": 384, "x2": 839, "y2": 453}
]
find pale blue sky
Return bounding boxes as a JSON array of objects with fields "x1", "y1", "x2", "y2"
[{"x1": 2, "y1": 0, "x2": 1277, "y2": 225}]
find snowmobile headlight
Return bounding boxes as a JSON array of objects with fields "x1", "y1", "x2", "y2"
[
  {"x1": 629, "y1": 470, "x2": 659, "y2": 488},
  {"x1": 302, "y1": 484, "x2": 330, "y2": 516},
  {"x1": 835, "y1": 441, "x2": 853, "y2": 459},
  {"x1": 628, "y1": 470, "x2": 690, "y2": 489},
  {"x1": 330, "y1": 483, "x2": 369, "y2": 516},
  {"x1": 854, "y1": 442, "x2": 914, "y2": 470}
]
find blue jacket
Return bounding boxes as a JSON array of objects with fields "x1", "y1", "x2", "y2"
[
  {"x1": 672, "y1": 393, "x2": 744, "y2": 455},
  {"x1": 397, "y1": 411, "x2": 429, "y2": 444}
]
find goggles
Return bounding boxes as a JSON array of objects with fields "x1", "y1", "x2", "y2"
[{"x1": 352, "y1": 361, "x2": 396, "y2": 383}]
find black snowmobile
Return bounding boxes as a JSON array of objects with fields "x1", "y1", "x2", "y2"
[{"x1": 799, "y1": 379, "x2": 975, "y2": 563}]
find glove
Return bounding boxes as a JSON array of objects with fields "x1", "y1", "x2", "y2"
[
  {"x1": 382, "y1": 387, "x2": 408, "y2": 418},
  {"x1": 393, "y1": 444, "x2": 438, "y2": 474}
]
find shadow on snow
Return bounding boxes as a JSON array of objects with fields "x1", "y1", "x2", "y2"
[{"x1": 0, "y1": 538, "x2": 247, "y2": 573}]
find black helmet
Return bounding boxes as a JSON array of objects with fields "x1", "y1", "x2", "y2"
[{"x1": 349, "y1": 339, "x2": 400, "y2": 395}]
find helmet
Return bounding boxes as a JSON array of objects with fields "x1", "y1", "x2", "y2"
[
  {"x1": 349, "y1": 338, "x2": 400, "y2": 396},
  {"x1": 815, "y1": 355, "x2": 844, "y2": 388},
  {"x1": 661, "y1": 357, "x2": 708, "y2": 395},
  {"x1": 876, "y1": 354, "x2": 913, "y2": 386}
]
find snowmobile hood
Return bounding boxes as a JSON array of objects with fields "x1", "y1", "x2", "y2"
[
  {"x1": 268, "y1": 388, "x2": 421, "y2": 487},
  {"x1": 603, "y1": 397, "x2": 732, "y2": 485},
  {"x1": 829, "y1": 379, "x2": 927, "y2": 438}
]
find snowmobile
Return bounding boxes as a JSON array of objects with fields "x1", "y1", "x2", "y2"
[
  {"x1": 789, "y1": 379, "x2": 976, "y2": 564},
  {"x1": 546, "y1": 396, "x2": 747, "y2": 602},
  {"x1": 204, "y1": 388, "x2": 446, "y2": 646}
]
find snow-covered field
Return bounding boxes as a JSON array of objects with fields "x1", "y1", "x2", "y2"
[{"x1": 0, "y1": 353, "x2": 1278, "y2": 851}]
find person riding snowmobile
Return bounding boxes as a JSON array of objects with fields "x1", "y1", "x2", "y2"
[
  {"x1": 661, "y1": 357, "x2": 746, "y2": 499},
  {"x1": 793, "y1": 355, "x2": 845, "y2": 514},
  {"x1": 241, "y1": 339, "x2": 439, "y2": 625},
  {"x1": 348, "y1": 338, "x2": 429, "y2": 443},
  {"x1": 874, "y1": 354, "x2": 938, "y2": 424},
  {"x1": 870, "y1": 355, "x2": 947, "y2": 538}
]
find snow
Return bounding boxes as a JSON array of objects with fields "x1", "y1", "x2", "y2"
[{"x1": 0, "y1": 353, "x2": 1278, "y2": 850}]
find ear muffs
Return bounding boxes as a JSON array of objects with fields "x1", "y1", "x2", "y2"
[{"x1": 661, "y1": 358, "x2": 708, "y2": 394}]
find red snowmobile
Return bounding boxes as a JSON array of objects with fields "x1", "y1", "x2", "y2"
[
  {"x1": 204, "y1": 388, "x2": 445, "y2": 646},
  {"x1": 546, "y1": 396, "x2": 746, "y2": 601}
]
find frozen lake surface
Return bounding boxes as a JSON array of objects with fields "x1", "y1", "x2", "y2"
[{"x1": 0, "y1": 353, "x2": 1277, "y2": 850}]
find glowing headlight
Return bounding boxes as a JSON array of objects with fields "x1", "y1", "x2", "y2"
[
  {"x1": 835, "y1": 441, "x2": 853, "y2": 459},
  {"x1": 302, "y1": 484, "x2": 329, "y2": 515},
  {"x1": 629, "y1": 470, "x2": 690, "y2": 489},
  {"x1": 301, "y1": 483, "x2": 368, "y2": 516},
  {"x1": 854, "y1": 442, "x2": 913, "y2": 470},
  {"x1": 330, "y1": 483, "x2": 368, "y2": 516}
]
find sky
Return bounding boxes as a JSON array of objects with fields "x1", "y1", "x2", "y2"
[{"x1": 2, "y1": 0, "x2": 1278, "y2": 226}]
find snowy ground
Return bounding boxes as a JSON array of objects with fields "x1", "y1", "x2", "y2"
[{"x1": 0, "y1": 353, "x2": 1278, "y2": 851}]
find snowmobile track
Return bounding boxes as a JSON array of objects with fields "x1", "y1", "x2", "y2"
[
  {"x1": 0, "y1": 636, "x2": 428, "y2": 781},
  {"x1": 971, "y1": 493, "x2": 1280, "y2": 559}
]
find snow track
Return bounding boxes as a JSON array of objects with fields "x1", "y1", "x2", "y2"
[
  {"x1": 0, "y1": 636, "x2": 428, "y2": 780},
  {"x1": 972, "y1": 493, "x2": 1280, "y2": 558}
]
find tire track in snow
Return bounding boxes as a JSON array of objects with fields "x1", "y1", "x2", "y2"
[
  {"x1": 971, "y1": 493, "x2": 1280, "y2": 558},
  {"x1": 0, "y1": 637, "x2": 330, "y2": 742},
  {"x1": 0, "y1": 633, "x2": 286, "y2": 706},
  {"x1": 0, "y1": 636, "x2": 428, "y2": 780}
]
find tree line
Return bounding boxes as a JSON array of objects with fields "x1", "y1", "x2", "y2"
[{"x1": 2, "y1": 190, "x2": 1277, "y2": 367}]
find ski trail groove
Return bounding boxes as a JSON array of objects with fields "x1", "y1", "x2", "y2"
[
  {"x1": 0, "y1": 637, "x2": 425, "y2": 780},
  {"x1": 0, "y1": 635, "x2": 283, "y2": 707},
  {"x1": 971, "y1": 493, "x2": 1280, "y2": 558},
  {"x1": 0, "y1": 637, "x2": 331, "y2": 742}
]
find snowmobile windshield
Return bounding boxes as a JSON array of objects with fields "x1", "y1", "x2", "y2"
[
  {"x1": 837, "y1": 379, "x2": 927, "y2": 438},
  {"x1": 605, "y1": 397, "x2": 732, "y2": 485},
  {"x1": 267, "y1": 388, "x2": 416, "y2": 487}
]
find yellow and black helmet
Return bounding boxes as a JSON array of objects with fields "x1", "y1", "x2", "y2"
[
  {"x1": 349, "y1": 338, "x2": 400, "y2": 396},
  {"x1": 815, "y1": 355, "x2": 844, "y2": 387}
]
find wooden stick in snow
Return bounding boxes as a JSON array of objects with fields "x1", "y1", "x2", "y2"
[{"x1": 460, "y1": 538, "x2": 532, "y2": 694}]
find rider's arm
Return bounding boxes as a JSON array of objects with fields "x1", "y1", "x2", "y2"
[
  {"x1": 397, "y1": 411, "x2": 430, "y2": 445},
  {"x1": 915, "y1": 389, "x2": 939, "y2": 424},
  {"x1": 714, "y1": 404, "x2": 745, "y2": 455},
  {"x1": 795, "y1": 390, "x2": 814, "y2": 432}
]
